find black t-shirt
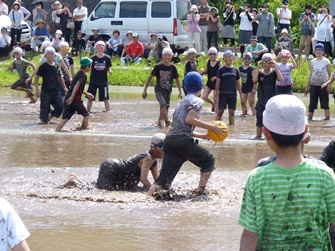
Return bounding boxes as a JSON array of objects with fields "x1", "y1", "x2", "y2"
[
  {"x1": 216, "y1": 65, "x2": 240, "y2": 94},
  {"x1": 89, "y1": 54, "x2": 112, "y2": 86},
  {"x1": 151, "y1": 63, "x2": 179, "y2": 93},
  {"x1": 184, "y1": 60, "x2": 198, "y2": 76},
  {"x1": 239, "y1": 65, "x2": 255, "y2": 90},
  {"x1": 207, "y1": 60, "x2": 221, "y2": 85},
  {"x1": 68, "y1": 71, "x2": 87, "y2": 100},
  {"x1": 36, "y1": 62, "x2": 61, "y2": 94},
  {"x1": 256, "y1": 70, "x2": 277, "y2": 106}
]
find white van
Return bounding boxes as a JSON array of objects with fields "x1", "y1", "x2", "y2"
[{"x1": 81, "y1": 0, "x2": 190, "y2": 51}]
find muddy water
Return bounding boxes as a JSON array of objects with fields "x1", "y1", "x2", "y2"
[{"x1": 0, "y1": 87, "x2": 334, "y2": 251}]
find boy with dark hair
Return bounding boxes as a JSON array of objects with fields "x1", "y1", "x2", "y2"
[
  {"x1": 147, "y1": 72, "x2": 226, "y2": 196},
  {"x1": 239, "y1": 94, "x2": 335, "y2": 250},
  {"x1": 56, "y1": 57, "x2": 94, "y2": 132}
]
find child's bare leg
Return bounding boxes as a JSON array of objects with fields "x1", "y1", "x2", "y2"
[
  {"x1": 103, "y1": 100, "x2": 110, "y2": 112},
  {"x1": 228, "y1": 109, "x2": 235, "y2": 125},
  {"x1": 196, "y1": 172, "x2": 212, "y2": 194},
  {"x1": 56, "y1": 119, "x2": 69, "y2": 132},
  {"x1": 160, "y1": 106, "x2": 168, "y2": 121},
  {"x1": 147, "y1": 184, "x2": 162, "y2": 196},
  {"x1": 202, "y1": 87, "x2": 215, "y2": 107},
  {"x1": 87, "y1": 100, "x2": 93, "y2": 112},
  {"x1": 215, "y1": 109, "x2": 224, "y2": 121},
  {"x1": 61, "y1": 173, "x2": 85, "y2": 187},
  {"x1": 241, "y1": 93, "x2": 248, "y2": 115},
  {"x1": 308, "y1": 112, "x2": 314, "y2": 120},
  {"x1": 256, "y1": 126, "x2": 262, "y2": 138},
  {"x1": 248, "y1": 93, "x2": 256, "y2": 116},
  {"x1": 81, "y1": 115, "x2": 90, "y2": 129},
  {"x1": 325, "y1": 109, "x2": 330, "y2": 120}
]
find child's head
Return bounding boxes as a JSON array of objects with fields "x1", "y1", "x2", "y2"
[
  {"x1": 242, "y1": 52, "x2": 252, "y2": 65},
  {"x1": 44, "y1": 46, "x2": 56, "y2": 63},
  {"x1": 187, "y1": 48, "x2": 197, "y2": 61},
  {"x1": 113, "y1": 30, "x2": 120, "y2": 38},
  {"x1": 249, "y1": 35, "x2": 258, "y2": 46},
  {"x1": 314, "y1": 43, "x2": 324, "y2": 57},
  {"x1": 263, "y1": 95, "x2": 307, "y2": 149},
  {"x1": 80, "y1": 56, "x2": 92, "y2": 71},
  {"x1": 1, "y1": 27, "x2": 7, "y2": 35},
  {"x1": 281, "y1": 28, "x2": 288, "y2": 38},
  {"x1": 95, "y1": 40, "x2": 105, "y2": 53},
  {"x1": 279, "y1": 49, "x2": 290, "y2": 63},
  {"x1": 162, "y1": 47, "x2": 173, "y2": 62},
  {"x1": 222, "y1": 50, "x2": 234, "y2": 65},
  {"x1": 60, "y1": 41, "x2": 69, "y2": 54},
  {"x1": 184, "y1": 72, "x2": 203, "y2": 96},
  {"x1": 208, "y1": 47, "x2": 218, "y2": 60},
  {"x1": 150, "y1": 133, "x2": 166, "y2": 158},
  {"x1": 92, "y1": 28, "x2": 100, "y2": 36},
  {"x1": 261, "y1": 53, "x2": 274, "y2": 70},
  {"x1": 55, "y1": 29, "x2": 62, "y2": 39},
  {"x1": 41, "y1": 40, "x2": 52, "y2": 51},
  {"x1": 13, "y1": 46, "x2": 23, "y2": 59}
]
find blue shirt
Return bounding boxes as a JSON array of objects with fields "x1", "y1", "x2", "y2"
[{"x1": 33, "y1": 26, "x2": 49, "y2": 42}]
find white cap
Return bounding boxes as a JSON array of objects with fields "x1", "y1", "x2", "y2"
[
  {"x1": 162, "y1": 47, "x2": 173, "y2": 55},
  {"x1": 59, "y1": 41, "x2": 69, "y2": 47},
  {"x1": 281, "y1": 28, "x2": 288, "y2": 34},
  {"x1": 55, "y1": 29, "x2": 62, "y2": 35},
  {"x1": 262, "y1": 53, "x2": 273, "y2": 60},
  {"x1": 13, "y1": 47, "x2": 23, "y2": 54},
  {"x1": 151, "y1": 133, "x2": 166, "y2": 146},
  {"x1": 281, "y1": 49, "x2": 290, "y2": 56},
  {"x1": 44, "y1": 46, "x2": 56, "y2": 54},
  {"x1": 41, "y1": 40, "x2": 52, "y2": 49},
  {"x1": 187, "y1": 48, "x2": 197, "y2": 55},
  {"x1": 263, "y1": 95, "x2": 307, "y2": 135},
  {"x1": 208, "y1": 47, "x2": 218, "y2": 55},
  {"x1": 243, "y1": 52, "x2": 252, "y2": 58}
]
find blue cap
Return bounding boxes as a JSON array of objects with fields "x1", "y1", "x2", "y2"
[
  {"x1": 315, "y1": 43, "x2": 324, "y2": 51},
  {"x1": 184, "y1": 72, "x2": 203, "y2": 93},
  {"x1": 222, "y1": 50, "x2": 234, "y2": 56}
]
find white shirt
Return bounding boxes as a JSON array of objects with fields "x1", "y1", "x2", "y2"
[
  {"x1": 73, "y1": 6, "x2": 87, "y2": 21},
  {"x1": 0, "y1": 34, "x2": 11, "y2": 47},
  {"x1": 314, "y1": 14, "x2": 332, "y2": 42},
  {"x1": 0, "y1": 2, "x2": 8, "y2": 15},
  {"x1": 310, "y1": 57, "x2": 330, "y2": 86},
  {"x1": 0, "y1": 198, "x2": 30, "y2": 251},
  {"x1": 276, "y1": 7, "x2": 291, "y2": 24},
  {"x1": 239, "y1": 12, "x2": 253, "y2": 31},
  {"x1": 52, "y1": 9, "x2": 60, "y2": 23}
]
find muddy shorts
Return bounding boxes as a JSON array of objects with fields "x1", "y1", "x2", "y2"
[
  {"x1": 87, "y1": 84, "x2": 109, "y2": 101},
  {"x1": 218, "y1": 93, "x2": 237, "y2": 110},
  {"x1": 155, "y1": 89, "x2": 170, "y2": 108},
  {"x1": 154, "y1": 135, "x2": 215, "y2": 187},
  {"x1": 62, "y1": 97, "x2": 89, "y2": 120},
  {"x1": 11, "y1": 78, "x2": 32, "y2": 90},
  {"x1": 308, "y1": 85, "x2": 329, "y2": 112},
  {"x1": 96, "y1": 158, "x2": 139, "y2": 190}
]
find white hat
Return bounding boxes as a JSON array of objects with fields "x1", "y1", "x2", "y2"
[
  {"x1": 162, "y1": 47, "x2": 173, "y2": 55},
  {"x1": 151, "y1": 133, "x2": 166, "y2": 146},
  {"x1": 41, "y1": 40, "x2": 52, "y2": 49},
  {"x1": 132, "y1": 32, "x2": 139, "y2": 37},
  {"x1": 44, "y1": 46, "x2": 56, "y2": 54},
  {"x1": 13, "y1": 47, "x2": 23, "y2": 54},
  {"x1": 208, "y1": 47, "x2": 218, "y2": 55},
  {"x1": 243, "y1": 52, "x2": 252, "y2": 58},
  {"x1": 55, "y1": 29, "x2": 62, "y2": 35},
  {"x1": 262, "y1": 53, "x2": 273, "y2": 60},
  {"x1": 187, "y1": 48, "x2": 197, "y2": 55},
  {"x1": 281, "y1": 49, "x2": 290, "y2": 56},
  {"x1": 263, "y1": 95, "x2": 307, "y2": 135},
  {"x1": 281, "y1": 28, "x2": 288, "y2": 34},
  {"x1": 59, "y1": 41, "x2": 69, "y2": 47}
]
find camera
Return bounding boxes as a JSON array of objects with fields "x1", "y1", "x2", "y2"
[
  {"x1": 226, "y1": 4, "x2": 232, "y2": 8},
  {"x1": 260, "y1": 7, "x2": 264, "y2": 11},
  {"x1": 193, "y1": 10, "x2": 198, "y2": 13},
  {"x1": 239, "y1": 6, "x2": 245, "y2": 11}
]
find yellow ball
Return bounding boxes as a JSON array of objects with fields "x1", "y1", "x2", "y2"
[{"x1": 208, "y1": 121, "x2": 229, "y2": 142}]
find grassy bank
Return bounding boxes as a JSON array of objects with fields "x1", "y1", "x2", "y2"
[{"x1": 1, "y1": 51, "x2": 315, "y2": 92}]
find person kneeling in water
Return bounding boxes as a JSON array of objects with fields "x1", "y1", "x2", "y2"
[{"x1": 61, "y1": 133, "x2": 165, "y2": 191}]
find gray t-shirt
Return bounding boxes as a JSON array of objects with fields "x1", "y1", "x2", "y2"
[{"x1": 169, "y1": 94, "x2": 203, "y2": 137}]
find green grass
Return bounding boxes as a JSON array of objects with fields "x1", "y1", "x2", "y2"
[{"x1": 0, "y1": 51, "x2": 325, "y2": 93}]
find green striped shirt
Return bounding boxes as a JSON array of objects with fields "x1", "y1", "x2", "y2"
[{"x1": 239, "y1": 159, "x2": 335, "y2": 250}]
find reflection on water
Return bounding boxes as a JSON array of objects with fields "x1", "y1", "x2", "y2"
[{"x1": 0, "y1": 88, "x2": 334, "y2": 250}]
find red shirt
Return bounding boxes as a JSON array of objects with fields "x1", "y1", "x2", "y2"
[{"x1": 126, "y1": 41, "x2": 144, "y2": 57}]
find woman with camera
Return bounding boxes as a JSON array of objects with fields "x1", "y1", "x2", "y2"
[
  {"x1": 314, "y1": 5, "x2": 332, "y2": 57},
  {"x1": 57, "y1": 3, "x2": 73, "y2": 43},
  {"x1": 298, "y1": 4, "x2": 316, "y2": 59},
  {"x1": 186, "y1": 5, "x2": 201, "y2": 54},
  {"x1": 221, "y1": 3, "x2": 236, "y2": 54},
  {"x1": 206, "y1": 7, "x2": 220, "y2": 51},
  {"x1": 237, "y1": 4, "x2": 253, "y2": 58}
]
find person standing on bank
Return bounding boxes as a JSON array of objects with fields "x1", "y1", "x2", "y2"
[
  {"x1": 206, "y1": 7, "x2": 220, "y2": 51},
  {"x1": 221, "y1": 3, "x2": 237, "y2": 55},
  {"x1": 298, "y1": 4, "x2": 316, "y2": 60},
  {"x1": 186, "y1": 5, "x2": 201, "y2": 54},
  {"x1": 276, "y1": 0, "x2": 292, "y2": 35},
  {"x1": 72, "y1": 0, "x2": 87, "y2": 38},
  {"x1": 9, "y1": 2, "x2": 23, "y2": 50},
  {"x1": 314, "y1": 5, "x2": 332, "y2": 58},
  {"x1": 256, "y1": 3, "x2": 275, "y2": 53},
  {"x1": 57, "y1": 3, "x2": 72, "y2": 43},
  {"x1": 198, "y1": 0, "x2": 210, "y2": 53},
  {"x1": 237, "y1": 4, "x2": 253, "y2": 57}
]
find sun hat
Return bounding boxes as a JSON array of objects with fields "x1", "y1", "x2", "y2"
[
  {"x1": 190, "y1": 4, "x2": 198, "y2": 11},
  {"x1": 262, "y1": 53, "x2": 273, "y2": 60},
  {"x1": 281, "y1": 28, "x2": 288, "y2": 34},
  {"x1": 13, "y1": 47, "x2": 23, "y2": 54},
  {"x1": 262, "y1": 3, "x2": 269, "y2": 8},
  {"x1": 126, "y1": 31, "x2": 133, "y2": 35},
  {"x1": 162, "y1": 47, "x2": 173, "y2": 55},
  {"x1": 251, "y1": 8, "x2": 258, "y2": 14},
  {"x1": 263, "y1": 95, "x2": 307, "y2": 136},
  {"x1": 222, "y1": 49, "x2": 234, "y2": 56},
  {"x1": 184, "y1": 72, "x2": 203, "y2": 93},
  {"x1": 52, "y1": 1, "x2": 62, "y2": 8},
  {"x1": 80, "y1": 57, "x2": 93, "y2": 68},
  {"x1": 55, "y1": 29, "x2": 62, "y2": 35},
  {"x1": 249, "y1": 35, "x2": 258, "y2": 41},
  {"x1": 44, "y1": 46, "x2": 56, "y2": 54},
  {"x1": 208, "y1": 47, "x2": 218, "y2": 54},
  {"x1": 150, "y1": 32, "x2": 157, "y2": 37},
  {"x1": 62, "y1": 3, "x2": 70, "y2": 8},
  {"x1": 151, "y1": 133, "x2": 166, "y2": 147},
  {"x1": 94, "y1": 40, "x2": 105, "y2": 48},
  {"x1": 35, "y1": 19, "x2": 46, "y2": 26},
  {"x1": 157, "y1": 34, "x2": 163, "y2": 39},
  {"x1": 41, "y1": 40, "x2": 52, "y2": 48},
  {"x1": 91, "y1": 28, "x2": 100, "y2": 31},
  {"x1": 187, "y1": 48, "x2": 197, "y2": 55},
  {"x1": 315, "y1": 43, "x2": 324, "y2": 51}
]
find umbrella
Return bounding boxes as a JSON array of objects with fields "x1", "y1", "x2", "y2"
[{"x1": 31, "y1": 0, "x2": 53, "y2": 4}]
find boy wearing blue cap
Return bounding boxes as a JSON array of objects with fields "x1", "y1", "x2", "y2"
[
  {"x1": 304, "y1": 43, "x2": 331, "y2": 120},
  {"x1": 56, "y1": 57, "x2": 94, "y2": 131},
  {"x1": 147, "y1": 72, "x2": 226, "y2": 196}
]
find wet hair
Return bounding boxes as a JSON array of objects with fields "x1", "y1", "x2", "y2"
[
  {"x1": 113, "y1": 30, "x2": 120, "y2": 35},
  {"x1": 269, "y1": 131, "x2": 304, "y2": 149}
]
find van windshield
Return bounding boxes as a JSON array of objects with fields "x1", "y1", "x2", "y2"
[
  {"x1": 177, "y1": 1, "x2": 190, "y2": 20},
  {"x1": 94, "y1": 2, "x2": 116, "y2": 18}
]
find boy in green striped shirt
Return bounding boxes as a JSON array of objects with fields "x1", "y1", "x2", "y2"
[{"x1": 239, "y1": 94, "x2": 335, "y2": 250}]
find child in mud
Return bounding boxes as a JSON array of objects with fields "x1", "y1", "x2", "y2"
[
  {"x1": 147, "y1": 72, "x2": 226, "y2": 197},
  {"x1": 275, "y1": 49, "x2": 297, "y2": 95},
  {"x1": 34, "y1": 47, "x2": 67, "y2": 124},
  {"x1": 182, "y1": 47, "x2": 199, "y2": 95},
  {"x1": 253, "y1": 53, "x2": 282, "y2": 139},
  {"x1": 214, "y1": 50, "x2": 242, "y2": 125},
  {"x1": 239, "y1": 52, "x2": 255, "y2": 116},
  {"x1": 8, "y1": 47, "x2": 37, "y2": 103},
  {"x1": 59, "y1": 41, "x2": 74, "y2": 96},
  {"x1": 56, "y1": 57, "x2": 94, "y2": 132},
  {"x1": 61, "y1": 133, "x2": 166, "y2": 191},
  {"x1": 86, "y1": 41, "x2": 112, "y2": 113},
  {"x1": 200, "y1": 47, "x2": 222, "y2": 112},
  {"x1": 142, "y1": 47, "x2": 182, "y2": 128},
  {"x1": 239, "y1": 94, "x2": 335, "y2": 250}
]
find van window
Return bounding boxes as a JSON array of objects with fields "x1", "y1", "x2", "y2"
[
  {"x1": 120, "y1": 1, "x2": 147, "y2": 18},
  {"x1": 95, "y1": 2, "x2": 116, "y2": 18},
  {"x1": 177, "y1": 1, "x2": 189, "y2": 20},
  {"x1": 152, "y1": 2, "x2": 171, "y2": 18}
]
